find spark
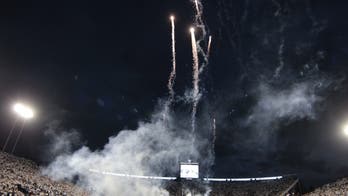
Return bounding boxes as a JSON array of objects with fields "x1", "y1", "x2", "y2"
[
  {"x1": 167, "y1": 15, "x2": 177, "y2": 103},
  {"x1": 190, "y1": 27, "x2": 195, "y2": 33}
]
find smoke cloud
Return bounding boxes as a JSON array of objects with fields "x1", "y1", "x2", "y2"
[
  {"x1": 43, "y1": 120, "x2": 84, "y2": 162},
  {"x1": 245, "y1": 77, "x2": 332, "y2": 144},
  {"x1": 42, "y1": 104, "x2": 212, "y2": 195}
]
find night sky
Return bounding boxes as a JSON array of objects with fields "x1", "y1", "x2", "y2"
[{"x1": 1, "y1": 0, "x2": 348, "y2": 191}]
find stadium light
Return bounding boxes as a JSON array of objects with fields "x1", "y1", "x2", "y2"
[
  {"x1": 13, "y1": 103, "x2": 34, "y2": 119},
  {"x1": 343, "y1": 125, "x2": 348, "y2": 136}
]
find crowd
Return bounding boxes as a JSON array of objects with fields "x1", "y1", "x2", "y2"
[
  {"x1": 165, "y1": 177, "x2": 299, "y2": 195},
  {"x1": 208, "y1": 178, "x2": 298, "y2": 196},
  {"x1": 0, "y1": 151, "x2": 87, "y2": 195},
  {"x1": 3, "y1": 150, "x2": 332, "y2": 195},
  {"x1": 305, "y1": 178, "x2": 348, "y2": 196}
]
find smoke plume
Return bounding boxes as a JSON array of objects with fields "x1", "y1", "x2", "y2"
[
  {"x1": 245, "y1": 77, "x2": 332, "y2": 144},
  {"x1": 43, "y1": 120, "x2": 84, "y2": 162},
  {"x1": 42, "y1": 105, "x2": 212, "y2": 195}
]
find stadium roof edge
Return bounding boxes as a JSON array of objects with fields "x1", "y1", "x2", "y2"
[{"x1": 89, "y1": 169, "x2": 292, "y2": 182}]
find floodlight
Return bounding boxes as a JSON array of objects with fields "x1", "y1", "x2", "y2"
[
  {"x1": 343, "y1": 124, "x2": 348, "y2": 136},
  {"x1": 13, "y1": 103, "x2": 34, "y2": 119}
]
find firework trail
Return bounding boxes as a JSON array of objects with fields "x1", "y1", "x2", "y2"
[
  {"x1": 207, "y1": 35, "x2": 212, "y2": 57},
  {"x1": 272, "y1": 0, "x2": 287, "y2": 78},
  {"x1": 190, "y1": 27, "x2": 200, "y2": 135},
  {"x1": 192, "y1": 0, "x2": 206, "y2": 39},
  {"x1": 191, "y1": 28, "x2": 199, "y2": 94},
  {"x1": 212, "y1": 118, "x2": 216, "y2": 158},
  {"x1": 189, "y1": 0, "x2": 210, "y2": 148},
  {"x1": 274, "y1": 38, "x2": 285, "y2": 78},
  {"x1": 167, "y1": 15, "x2": 177, "y2": 103},
  {"x1": 191, "y1": 0, "x2": 210, "y2": 74},
  {"x1": 194, "y1": 0, "x2": 200, "y2": 15}
]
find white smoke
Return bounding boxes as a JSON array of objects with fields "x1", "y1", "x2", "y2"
[
  {"x1": 245, "y1": 78, "x2": 329, "y2": 143},
  {"x1": 43, "y1": 120, "x2": 84, "y2": 161},
  {"x1": 41, "y1": 1, "x2": 214, "y2": 194},
  {"x1": 42, "y1": 106, "x2": 205, "y2": 195}
]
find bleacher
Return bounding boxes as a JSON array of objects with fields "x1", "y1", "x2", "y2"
[
  {"x1": 164, "y1": 177, "x2": 300, "y2": 196},
  {"x1": 0, "y1": 151, "x2": 321, "y2": 196},
  {"x1": 0, "y1": 151, "x2": 87, "y2": 195},
  {"x1": 305, "y1": 178, "x2": 348, "y2": 195}
]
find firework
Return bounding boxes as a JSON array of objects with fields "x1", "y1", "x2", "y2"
[
  {"x1": 190, "y1": 27, "x2": 199, "y2": 135},
  {"x1": 207, "y1": 35, "x2": 212, "y2": 57},
  {"x1": 167, "y1": 15, "x2": 177, "y2": 102}
]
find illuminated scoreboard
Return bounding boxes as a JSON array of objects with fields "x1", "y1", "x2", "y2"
[{"x1": 180, "y1": 162, "x2": 199, "y2": 179}]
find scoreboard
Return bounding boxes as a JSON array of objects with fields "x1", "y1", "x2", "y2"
[{"x1": 180, "y1": 162, "x2": 199, "y2": 179}]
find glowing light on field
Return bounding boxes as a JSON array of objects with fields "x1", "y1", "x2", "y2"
[{"x1": 13, "y1": 103, "x2": 34, "y2": 119}]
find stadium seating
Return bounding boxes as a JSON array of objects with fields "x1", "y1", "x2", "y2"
[
  {"x1": 165, "y1": 177, "x2": 299, "y2": 195},
  {"x1": 0, "y1": 151, "x2": 87, "y2": 195}
]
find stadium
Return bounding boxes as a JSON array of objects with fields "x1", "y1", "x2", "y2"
[
  {"x1": 1, "y1": 150, "x2": 346, "y2": 195},
  {"x1": 0, "y1": 151, "x2": 299, "y2": 195},
  {"x1": 1, "y1": 0, "x2": 348, "y2": 195}
]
